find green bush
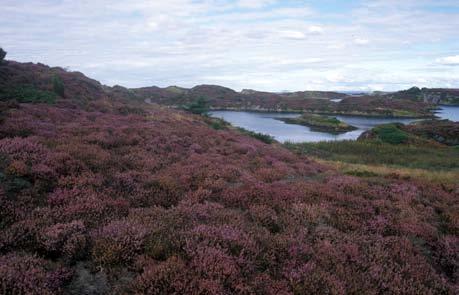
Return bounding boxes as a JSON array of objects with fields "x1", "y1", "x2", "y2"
[
  {"x1": 184, "y1": 97, "x2": 209, "y2": 115},
  {"x1": 373, "y1": 124, "x2": 408, "y2": 144},
  {"x1": 0, "y1": 85, "x2": 57, "y2": 104},
  {"x1": 52, "y1": 74, "x2": 65, "y2": 97}
]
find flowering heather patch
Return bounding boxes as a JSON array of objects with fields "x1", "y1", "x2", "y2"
[
  {"x1": 0, "y1": 81, "x2": 457, "y2": 293},
  {"x1": 0, "y1": 253, "x2": 72, "y2": 294}
]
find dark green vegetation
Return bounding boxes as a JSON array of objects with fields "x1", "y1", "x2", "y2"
[
  {"x1": 52, "y1": 74, "x2": 65, "y2": 97},
  {"x1": 278, "y1": 113, "x2": 357, "y2": 134},
  {"x1": 183, "y1": 97, "x2": 209, "y2": 115},
  {"x1": 0, "y1": 85, "x2": 57, "y2": 104},
  {"x1": 0, "y1": 48, "x2": 6, "y2": 63},
  {"x1": 372, "y1": 124, "x2": 409, "y2": 144}
]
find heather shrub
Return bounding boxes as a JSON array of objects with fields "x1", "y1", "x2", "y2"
[
  {"x1": 139, "y1": 209, "x2": 188, "y2": 261},
  {"x1": 187, "y1": 245, "x2": 245, "y2": 293},
  {"x1": 57, "y1": 143, "x2": 111, "y2": 171},
  {"x1": 46, "y1": 188, "x2": 129, "y2": 227},
  {"x1": 133, "y1": 256, "x2": 191, "y2": 294},
  {"x1": 91, "y1": 220, "x2": 149, "y2": 266},
  {"x1": 249, "y1": 204, "x2": 281, "y2": 233},
  {"x1": 0, "y1": 253, "x2": 72, "y2": 295},
  {"x1": 433, "y1": 235, "x2": 458, "y2": 282},
  {"x1": 187, "y1": 224, "x2": 259, "y2": 260},
  {"x1": 39, "y1": 220, "x2": 87, "y2": 260},
  {"x1": 148, "y1": 176, "x2": 184, "y2": 208}
]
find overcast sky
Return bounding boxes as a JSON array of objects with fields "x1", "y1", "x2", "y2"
[{"x1": 1, "y1": 0, "x2": 459, "y2": 91}]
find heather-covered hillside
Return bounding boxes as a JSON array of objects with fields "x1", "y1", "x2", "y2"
[
  {"x1": 129, "y1": 84, "x2": 434, "y2": 117},
  {"x1": 0, "y1": 58, "x2": 458, "y2": 294}
]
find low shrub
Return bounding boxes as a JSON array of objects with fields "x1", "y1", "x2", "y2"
[
  {"x1": 373, "y1": 124, "x2": 408, "y2": 144},
  {"x1": 0, "y1": 85, "x2": 57, "y2": 104},
  {"x1": 91, "y1": 220, "x2": 149, "y2": 266},
  {"x1": 0, "y1": 253, "x2": 72, "y2": 295}
]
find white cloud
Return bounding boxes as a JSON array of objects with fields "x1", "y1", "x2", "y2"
[
  {"x1": 307, "y1": 26, "x2": 324, "y2": 34},
  {"x1": 1, "y1": 0, "x2": 458, "y2": 91},
  {"x1": 436, "y1": 55, "x2": 459, "y2": 66},
  {"x1": 354, "y1": 38, "x2": 370, "y2": 45},
  {"x1": 237, "y1": 0, "x2": 276, "y2": 9},
  {"x1": 278, "y1": 30, "x2": 306, "y2": 40}
]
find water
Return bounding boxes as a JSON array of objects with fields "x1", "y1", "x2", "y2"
[
  {"x1": 436, "y1": 105, "x2": 459, "y2": 122},
  {"x1": 209, "y1": 111, "x2": 418, "y2": 143}
]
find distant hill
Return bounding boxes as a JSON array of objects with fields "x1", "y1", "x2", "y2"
[
  {"x1": 387, "y1": 87, "x2": 459, "y2": 105},
  {"x1": 0, "y1": 56, "x2": 452, "y2": 117}
]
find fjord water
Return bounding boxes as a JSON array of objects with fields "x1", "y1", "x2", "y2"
[
  {"x1": 210, "y1": 106, "x2": 459, "y2": 143},
  {"x1": 209, "y1": 111, "x2": 417, "y2": 143},
  {"x1": 436, "y1": 105, "x2": 459, "y2": 121}
]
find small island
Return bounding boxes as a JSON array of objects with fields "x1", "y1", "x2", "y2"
[{"x1": 278, "y1": 113, "x2": 357, "y2": 134}]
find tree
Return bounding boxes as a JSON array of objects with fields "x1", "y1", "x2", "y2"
[
  {"x1": 52, "y1": 74, "x2": 65, "y2": 97},
  {"x1": 0, "y1": 48, "x2": 6, "y2": 63}
]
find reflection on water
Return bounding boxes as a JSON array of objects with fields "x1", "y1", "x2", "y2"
[{"x1": 209, "y1": 111, "x2": 418, "y2": 143}]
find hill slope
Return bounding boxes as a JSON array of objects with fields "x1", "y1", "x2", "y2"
[{"x1": 0, "y1": 58, "x2": 457, "y2": 294}]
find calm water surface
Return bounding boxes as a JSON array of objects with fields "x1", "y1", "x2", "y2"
[
  {"x1": 209, "y1": 111, "x2": 417, "y2": 143},
  {"x1": 210, "y1": 106, "x2": 459, "y2": 143},
  {"x1": 436, "y1": 105, "x2": 459, "y2": 122}
]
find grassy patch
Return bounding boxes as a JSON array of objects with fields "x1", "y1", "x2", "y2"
[
  {"x1": 285, "y1": 140, "x2": 459, "y2": 171},
  {"x1": 314, "y1": 159, "x2": 459, "y2": 184},
  {"x1": 279, "y1": 113, "x2": 356, "y2": 133}
]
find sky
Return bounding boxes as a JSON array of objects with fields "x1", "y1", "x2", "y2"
[{"x1": 1, "y1": 0, "x2": 459, "y2": 92}]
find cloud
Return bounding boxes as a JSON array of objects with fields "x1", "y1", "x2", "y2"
[
  {"x1": 354, "y1": 38, "x2": 370, "y2": 45},
  {"x1": 278, "y1": 30, "x2": 306, "y2": 40},
  {"x1": 307, "y1": 26, "x2": 324, "y2": 34},
  {"x1": 1, "y1": 0, "x2": 458, "y2": 91},
  {"x1": 237, "y1": 0, "x2": 276, "y2": 9},
  {"x1": 436, "y1": 55, "x2": 459, "y2": 66}
]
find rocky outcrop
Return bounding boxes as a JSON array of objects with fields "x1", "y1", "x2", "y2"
[{"x1": 388, "y1": 87, "x2": 459, "y2": 105}]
